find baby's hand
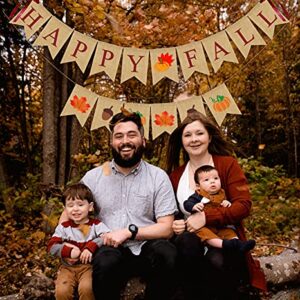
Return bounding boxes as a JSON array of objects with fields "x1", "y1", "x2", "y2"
[
  {"x1": 80, "y1": 249, "x2": 93, "y2": 264},
  {"x1": 221, "y1": 200, "x2": 231, "y2": 207},
  {"x1": 192, "y1": 203, "x2": 204, "y2": 212}
]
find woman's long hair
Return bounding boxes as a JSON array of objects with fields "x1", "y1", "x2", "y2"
[{"x1": 166, "y1": 111, "x2": 234, "y2": 174}]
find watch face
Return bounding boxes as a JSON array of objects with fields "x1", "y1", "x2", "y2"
[{"x1": 129, "y1": 224, "x2": 137, "y2": 232}]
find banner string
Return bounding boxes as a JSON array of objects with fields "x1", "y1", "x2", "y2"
[{"x1": 3, "y1": 1, "x2": 295, "y2": 98}]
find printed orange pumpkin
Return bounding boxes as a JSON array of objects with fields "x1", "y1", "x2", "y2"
[
  {"x1": 154, "y1": 53, "x2": 174, "y2": 72},
  {"x1": 211, "y1": 95, "x2": 231, "y2": 112}
]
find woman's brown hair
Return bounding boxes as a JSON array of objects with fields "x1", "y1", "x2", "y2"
[{"x1": 166, "y1": 111, "x2": 234, "y2": 174}]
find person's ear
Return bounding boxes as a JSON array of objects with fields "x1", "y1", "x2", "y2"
[
  {"x1": 142, "y1": 137, "x2": 146, "y2": 147},
  {"x1": 89, "y1": 202, "x2": 94, "y2": 212}
]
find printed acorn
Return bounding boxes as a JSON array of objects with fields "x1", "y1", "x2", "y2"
[
  {"x1": 187, "y1": 105, "x2": 198, "y2": 116},
  {"x1": 102, "y1": 106, "x2": 113, "y2": 120}
]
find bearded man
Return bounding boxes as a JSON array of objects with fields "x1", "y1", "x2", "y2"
[{"x1": 76, "y1": 112, "x2": 178, "y2": 300}]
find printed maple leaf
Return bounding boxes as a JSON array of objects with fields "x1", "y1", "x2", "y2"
[
  {"x1": 154, "y1": 111, "x2": 175, "y2": 126},
  {"x1": 158, "y1": 53, "x2": 174, "y2": 66},
  {"x1": 70, "y1": 95, "x2": 90, "y2": 113}
]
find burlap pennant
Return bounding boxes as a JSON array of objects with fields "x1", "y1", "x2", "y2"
[
  {"x1": 121, "y1": 47, "x2": 149, "y2": 85},
  {"x1": 202, "y1": 83, "x2": 241, "y2": 126},
  {"x1": 10, "y1": 1, "x2": 52, "y2": 39},
  {"x1": 33, "y1": 15, "x2": 73, "y2": 59},
  {"x1": 118, "y1": 102, "x2": 151, "y2": 140},
  {"x1": 91, "y1": 97, "x2": 123, "y2": 131},
  {"x1": 61, "y1": 84, "x2": 98, "y2": 127},
  {"x1": 176, "y1": 96, "x2": 206, "y2": 122},
  {"x1": 176, "y1": 42, "x2": 210, "y2": 81},
  {"x1": 201, "y1": 31, "x2": 238, "y2": 73},
  {"x1": 247, "y1": 1, "x2": 289, "y2": 39},
  {"x1": 150, "y1": 48, "x2": 179, "y2": 85},
  {"x1": 226, "y1": 16, "x2": 266, "y2": 59},
  {"x1": 151, "y1": 103, "x2": 177, "y2": 139},
  {"x1": 61, "y1": 31, "x2": 97, "y2": 73},
  {"x1": 90, "y1": 41, "x2": 123, "y2": 80}
]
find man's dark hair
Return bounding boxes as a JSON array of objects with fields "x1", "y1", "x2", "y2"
[
  {"x1": 62, "y1": 183, "x2": 94, "y2": 205},
  {"x1": 194, "y1": 165, "x2": 217, "y2": 184},
  {"x1": 109, "y1": 112, "x2": 144, "y2": 136}
]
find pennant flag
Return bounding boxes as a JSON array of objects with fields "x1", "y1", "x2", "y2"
[
  {"x1": 202, "y1": 31, "x2": 238, "y2": 73},
  {"x1": 91, "y1": 97, "x2": 123, "y2": 131},
  {"x1": 226, "y1": 16, "x2": 266, "y2": 59},
  {"x1": 121, "y1": 47, "x2": 149, "y2": 85},
  {"x1": 150, "y1": 48, "x2": 179, "y2": 85},
  {"x1": 202, "y1": 83, "x2": 241, "y2": 126},
  {"x1": 117, "y1": 102, "x2": 151, "y2": 140},
  {"x1": 10, "y1": 1, "x2": 52, "y2": 39},
  {"x1": 247, "y1": 1, "x2": 289, "y2": 39},
  {"x1": 90, "y1": 41, "x2": 123, "y2": 81},
  {"x1": 61, "y1": 31, "x2": 97, "y2": 73},
  {"x1": 176, "y1": 42, "x2": 210, "y2": 81},
  {"x1": 151, "y1": 102, "x2": 177, "y2": 139},
  {"x1": 176, "y1": 96, "x2": 206, "y2": 122},
  {"x1": 61, "y1": 84, "x2": 98, "y2": 126},
  {"x1": 33, "y1": 15, "x2": 73, "y2": 59}
]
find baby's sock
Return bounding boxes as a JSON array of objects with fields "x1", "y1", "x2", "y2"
[{"x1": 223, "y1": 239, "x2": 256, "y2": 253}]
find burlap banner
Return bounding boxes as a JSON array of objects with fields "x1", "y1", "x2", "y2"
[{"x1": 10, "y1": 0, "x2": 289, "y2": 84}]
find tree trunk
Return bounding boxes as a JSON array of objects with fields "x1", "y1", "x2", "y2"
[{"x1": 42, "y1": 47, "x2": 57, "y2": 184}]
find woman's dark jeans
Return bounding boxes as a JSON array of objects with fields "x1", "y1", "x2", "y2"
[{"x1": 173, "y1": 231, "x2": 249, "y2": 300}]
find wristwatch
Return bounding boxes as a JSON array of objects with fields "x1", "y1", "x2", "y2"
[{"x1": 128, "y1": 224, "x2": 138, "y2": 240}]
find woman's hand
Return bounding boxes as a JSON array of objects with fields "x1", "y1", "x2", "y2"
[
  {"x1": 186, "y1": 211, "x2": 206, "y2": 232},
  {"x1": 172, "y1": 219, "x2": 186, "y2": 235}
]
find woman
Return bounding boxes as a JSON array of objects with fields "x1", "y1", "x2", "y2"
[{"x1": 166, "y1": 111, "x2": 266, "y2": 299}]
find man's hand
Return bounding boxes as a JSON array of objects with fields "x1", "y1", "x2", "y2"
[
  {"x1": 186, "y1": 211, "x2": 206, "y2": 232},
  {"x1": 172, "y1": 219, "x2": 186, "y2": 235},
  {"x1": 102, "y1": 229, "x2": 131, "y2": 247},
  {"x1": 192, "y1": 203, "x2": 204, "y2": 212},
  {"x1": 80, "y1": 249, "x2": 93, "y2": 264},
  {"x1": 221, "y1": 200, "x2": 231, "y2": 207}
]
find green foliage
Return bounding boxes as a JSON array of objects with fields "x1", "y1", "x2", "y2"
[{"x1": 239, "y1": 157, "x2": 300, "y2": 247}]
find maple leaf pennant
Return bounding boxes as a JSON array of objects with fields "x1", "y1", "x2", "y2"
[{"x1": 61, "y1": 84, "x2": 98, "y2": 127}]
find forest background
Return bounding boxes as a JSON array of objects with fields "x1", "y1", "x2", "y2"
[{"x1": 0, "y1": 0, "x2": 299, "y2": 298}]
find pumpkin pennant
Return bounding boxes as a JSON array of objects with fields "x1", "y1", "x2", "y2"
[
  {"x1": 150, "y1": 48, "x2": 179, "y2": 85},
  {"x1": 202, "y1": 83, "x2": 241, "y2": 126}
]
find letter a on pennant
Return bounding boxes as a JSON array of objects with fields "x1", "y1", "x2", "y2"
[{"x1": 33, "y1": 15, "x2": 73, "y2": 59}]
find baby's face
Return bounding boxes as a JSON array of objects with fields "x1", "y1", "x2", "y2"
[{"x1": 198, "y1": 169, "x2": 221, "y2": 194}]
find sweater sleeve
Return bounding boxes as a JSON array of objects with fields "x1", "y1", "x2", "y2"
[
  {"x1": 183, "y1": 193, "x2": 203, "y2": 213},
  {"x1": 47, "y1": 224, "x2": 72, "y2": 258},
  {"x1": 205, "y1": 156, "x2": 252, "y2": 227}
]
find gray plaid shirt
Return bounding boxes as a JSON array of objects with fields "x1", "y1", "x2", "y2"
[{"x1": 81, "y1": 160, "x2": 177, "y2": 255}]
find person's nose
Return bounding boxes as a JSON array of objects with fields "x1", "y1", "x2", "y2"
[{"x1": 191, "y1": 134, "x2": 198, "y2": 142}]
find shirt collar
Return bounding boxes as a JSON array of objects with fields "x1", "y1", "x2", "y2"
[{"x1": 111, "y1": 160, "x2": 143, "y2": 176}]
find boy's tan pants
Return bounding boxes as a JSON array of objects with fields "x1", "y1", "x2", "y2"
[{"x1": 55, "y1": 264, "x2": 95, "y2": 300}]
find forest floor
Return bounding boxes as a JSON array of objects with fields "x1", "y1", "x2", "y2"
[{"x1": 0, "y1": 210, "x2": 297, "y2": 299}]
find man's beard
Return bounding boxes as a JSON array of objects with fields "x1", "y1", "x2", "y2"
[{"x1": 112, "y1": 143, "x2": 144, "y2": 168}]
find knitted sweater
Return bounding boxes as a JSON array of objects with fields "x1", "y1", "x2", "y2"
[{"x1": 48, "y1": 218, "x2": 109, "y2": 265}]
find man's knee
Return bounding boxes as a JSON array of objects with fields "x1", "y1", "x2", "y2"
[
  {"x1": 147, "y1": 239, "x2": 177, "y2": 269},
  {"x1": 93, "y1": 246, "x2": 122, "y2": 274}
]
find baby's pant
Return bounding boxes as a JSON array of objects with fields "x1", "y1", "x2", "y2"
[
  {"x1": 55, "y1": 264, "x2": 94, "y2": 300},
  {"x1": 196, "y1": 226, "x2": 237, "y2": 242}
]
